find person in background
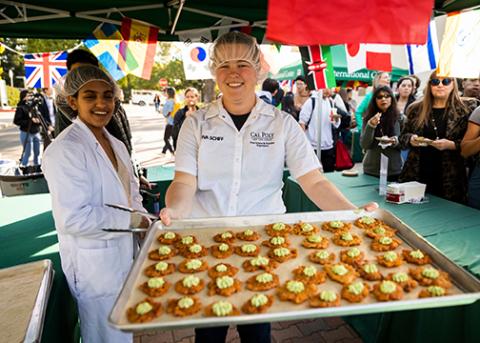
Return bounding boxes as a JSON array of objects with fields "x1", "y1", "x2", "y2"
[
  {"x1": 162, "y1": 87, "x2": 176, "y2": 155},
  {"x1": 361, "y1": 86, "x2": 403, "y2": 180},
  {"x1": 462, "y1": 77, "x2": 480, "y2": 99},
  {"x1": 395, "y1": 77, "x2": 417, "y2": 163},
  {"x1": 272, "y1": 87, "x2": 284, "y2": 107},
  {"x1": 346, "y1": 88, "x2": 357, "y2": 113},
  {"x1": 399, "y1": 72, "x2": 478, "y2": 203},
  {"x1": 257, "y1": 77, "x2": 279, "y2": 105},
  {"x1": 13, "y1": 90, "x2": 41, "y2": 169},
  {"x1": 294, "y1": 75, "x2": 311, "y2": 113},
  {"x1": 395, "y1": 77, "x2": 416, "y2": 117},
  {"x1": 461, "y1": 105, "x2": 480, "y2": 209},
  {"x1": 355, "y1": 71, "x2": 391, "y2": 131},
  {"x1": 172, "y1": 87, "x2": 200, "y2": 150},
  {"x1": 42, "y1": 65, "x2": 150, "y2": 343},
  {"x1": 299, "y1": 88, "x2": 341, "y2": 172},
  {"x1": 42, "y1": 87, "x2": 56, "y2": 128},
  {"x1": 408, "y1": 74, "x2": 422, "y2": 97},
  {"x1": 281, "y1": 91, "x2": 298, "y2": 120},
  {"x1": 153, "y1": 94, "x2": 161, "y2": 112},
  {"x1": 160, "y1": 31, "x2": 377, "y2": 343}
]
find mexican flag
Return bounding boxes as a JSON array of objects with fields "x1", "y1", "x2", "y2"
[{"x1": 299, "y1": 45, "x2": 336, "y2": 90}]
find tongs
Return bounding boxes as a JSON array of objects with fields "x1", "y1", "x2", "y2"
[{"x1": 105, "y1": 203, "x2": 159, "y2": 220}]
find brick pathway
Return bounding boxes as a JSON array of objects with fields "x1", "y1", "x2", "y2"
[{"x1": 134, "y1": 318, "x2": 362, "y2": 343}]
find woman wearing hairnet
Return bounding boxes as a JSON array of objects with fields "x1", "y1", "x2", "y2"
[
  {"x1": 160, "y1": 31, "x2": 377, "y2": 343},
  {"x1": 42, "y1": 65, "x2": 149, "y2": 343}
]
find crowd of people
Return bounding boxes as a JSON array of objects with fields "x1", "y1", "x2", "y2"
[
  {"x1": 9, "y1": 30, "x2": 479, "y2": 343},
  {"x1": 240, "y1": 67, "x2": 480, "y2": 209}
]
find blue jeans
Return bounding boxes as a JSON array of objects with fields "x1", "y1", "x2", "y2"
[
  {"x1": 195, "y1": 323, "x2": 271, "y2": 343},
  {"x1": 20, "y1": 130, "x2": 41, "y2": 166},
  {"x1": 468, "y1": 165, "x2": 480, "y2": 210}
]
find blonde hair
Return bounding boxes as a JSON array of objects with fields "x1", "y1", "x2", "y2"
[
  {"x1": 408, "y1": 71, "x2": 468, "y2": 129},
  {"x1": 184, "y1": 87, "x2": 199, "y2": 97}
]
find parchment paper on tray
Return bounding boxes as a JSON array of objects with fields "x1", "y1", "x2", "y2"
[{"x1": 109, "y1": 210, "x2": 480, "y2": 331}]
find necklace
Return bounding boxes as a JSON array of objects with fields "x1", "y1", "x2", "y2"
[{"x1": 430, "y1": 109, "x2": 444, "y2": 140}]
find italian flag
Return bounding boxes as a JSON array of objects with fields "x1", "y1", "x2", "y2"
[{"x1": 299, "y1": 45, "x2": 336, "y2": 90}]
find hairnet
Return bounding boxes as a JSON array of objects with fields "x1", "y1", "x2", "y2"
[
  {"x1": 55, "y1": 65, "x2": 120, "y2": 119},
  {"x1": 209, "y1": 31, "x2": 262, "y2": 76}
]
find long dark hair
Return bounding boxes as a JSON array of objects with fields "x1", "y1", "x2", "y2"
[
  {"x1": 281, "y1": 92, "x2": 297, "y2": 118},
  {"x1": 364, "y1": 86, "x2": 399, "y2": 137}
]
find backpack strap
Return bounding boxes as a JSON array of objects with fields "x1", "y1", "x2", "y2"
[{"x1": 305, "y1": 97, "x2": 315, "y2": 128}]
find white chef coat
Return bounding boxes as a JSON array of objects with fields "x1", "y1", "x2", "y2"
[
  {"x1": 175, "y1": 97, "x2": 320, "y2": 218},
  {"x1": 42, "y1": 119, "x2": 143, "y2": 343},
  {"x1": 299, "y1": 96, "x2": 340, "y2": 150}
]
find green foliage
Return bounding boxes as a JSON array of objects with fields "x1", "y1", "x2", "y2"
[
  {"x1": 6, "y1": 85, "x2": 20, "y2": 106},
  {"x1": 118, "y1": 57, "x2": 206, "y2": 101}
]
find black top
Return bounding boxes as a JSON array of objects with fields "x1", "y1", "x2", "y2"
[
  {"x1": 228, "y1": 112, "x2": 250, "y2": 131},
  {"x1": 419, "y1": 108, "x2": 447, "y2": 196},
  {"x1": 13, "y1": 104, "x2": 41, "y2": 134}
]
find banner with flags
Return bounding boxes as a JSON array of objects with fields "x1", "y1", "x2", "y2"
[
  {"x1": 24, "y1": 51, "x2": 67, "y2": 88},
  {"x1": 406, "y1": 21, "x2": 439, "y2": 74},
  {"x1": 83, "y1": 23, "x2": 130, "y2": 81},
  {"x1": 266, "y1": 0, "x2": 433, "y2": 45},
  {"x1": 345, "y1": 44, "x2": 392, "y2": 73},
  {"x1": 181, "y1": 43, "x2": 212, "y2": 80},
  {"x1": 366, "y1": 44, "x2": 392, "y2": 71},
  {"x1": 437, "y1": 9, "x2": 480, "y2": 78},
  {"x1": 120, "y1": 18, "x2": 158, "y2": 80},
  {"x1": 299, "y1": 45, "x2": 336, "y2": 90}
]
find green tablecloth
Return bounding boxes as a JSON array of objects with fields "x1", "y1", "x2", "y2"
[
  {"x1": 283, "y1": 172, "x2": 480, "y2": 343},
  {"x1": 2, "y1": 168, "x2": 478, "y2": 342},
  {"x1": 0, "y1": 194, "x2": 79, "y2": 343}
]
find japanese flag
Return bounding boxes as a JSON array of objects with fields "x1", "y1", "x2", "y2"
[{"x1": 346, "y1": 44, "x2": 366, "y2": 74}]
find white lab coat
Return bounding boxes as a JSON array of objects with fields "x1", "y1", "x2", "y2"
[{"x1": 42, "y1": 119, "x2": 144, "y2": 343}]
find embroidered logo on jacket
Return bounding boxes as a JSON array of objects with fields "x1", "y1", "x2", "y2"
[{"x1": 250, "y1": 131, "x2": 275, "y2": 147}]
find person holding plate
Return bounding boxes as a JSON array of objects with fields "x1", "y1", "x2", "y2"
[
  {"x1": 361, "y1": 86, "x2": 403, "y2": 181},
  {"x1": 399, "y1": 71, "x2": 478, "y2": 203}
]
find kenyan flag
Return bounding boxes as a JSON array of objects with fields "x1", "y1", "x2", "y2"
[{"x1": 299, "y1": 45, "x2": 336, "y2": 90}]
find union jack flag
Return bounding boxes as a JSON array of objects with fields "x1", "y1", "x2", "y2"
[{"x1": 24, "y1": 51, "x2": 68, "y2": 88}]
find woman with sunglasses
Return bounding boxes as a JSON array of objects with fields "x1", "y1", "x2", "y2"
[
  {"x1": 361, "y1": 86, "x2": 403, "y2": 180},
  {"x1": 399, "y1": 71, "x2": 478, "y2": 203}
]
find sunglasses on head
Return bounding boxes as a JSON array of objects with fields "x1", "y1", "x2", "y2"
[
  {"x1": 430, "y1": 78, "x2": 452, "y2": 86},
  {"x1": 375, "y1": 94, "x2": 391, "y2": 100}
]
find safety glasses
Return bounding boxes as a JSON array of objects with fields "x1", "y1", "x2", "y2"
[{"x1": 430, "y1": 78, "x2": 453, "y2": 86}]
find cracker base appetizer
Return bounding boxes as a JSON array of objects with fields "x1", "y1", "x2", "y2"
[{"x1": 127, "y1": 298, "x2": 162, "y2": 323}]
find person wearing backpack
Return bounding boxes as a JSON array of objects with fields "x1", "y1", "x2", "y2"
[
  {"x1": 299, "y1": 88, "x2": 341, "y2": 172},
  {"x1": 162, "y1": 87, "x2": 176, "y2": 154},
  {"x1": 172, "y1": 87, "x2": 200, "y2": 150}
]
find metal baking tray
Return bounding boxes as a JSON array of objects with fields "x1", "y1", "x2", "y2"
[
  {"x1": 24, "y1": 259, "x2": 54, "y2": 343},
  {"x1": 109, "y1": 209, "x2": 480, "y2": 331}
]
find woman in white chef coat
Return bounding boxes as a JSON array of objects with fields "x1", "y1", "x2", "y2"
[
  {"x1": 42, "y1": 65, "x2": 149, "y2": 343},
  {"x1": 160, "y1": 31, "x2": 377, "y2": 343}
]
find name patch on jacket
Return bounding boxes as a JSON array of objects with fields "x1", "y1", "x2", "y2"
[
  {"x1": 202, "y1": 135, "x2": 224, "y2": 141},
  {"x1": 250, "y1": 131, "x2": 275, "y2": 148}
]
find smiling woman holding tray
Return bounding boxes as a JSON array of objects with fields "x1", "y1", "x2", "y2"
[{"x1": 160, "y1": 31, "x2": 377, "y2": 343}]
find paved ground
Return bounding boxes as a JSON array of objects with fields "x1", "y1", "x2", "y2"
[
  {"x1": 133, "y1": 318, "x2": 362, "y2": 343},
  {"x1": 0, "y1": 104, "x2": 363, "y2": 342}
]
